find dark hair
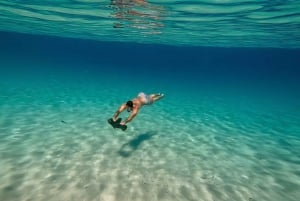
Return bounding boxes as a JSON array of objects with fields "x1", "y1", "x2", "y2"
[{"x1": 126, "y1": 100, "x2": 133, "y2": 108}]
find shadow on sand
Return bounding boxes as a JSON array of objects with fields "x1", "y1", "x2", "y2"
[{"x1": 118, "y1": 131, "x2": 157, "y2": 157}]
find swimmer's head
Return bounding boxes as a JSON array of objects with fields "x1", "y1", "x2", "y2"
[{"x1": 126, "y1": 100, "x2": 133, "y2": 112}]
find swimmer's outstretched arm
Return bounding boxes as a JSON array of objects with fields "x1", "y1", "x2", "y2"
[
  {"x1": 113, "y1": 104, "x2": 126, "y2": 121},
  {"x1": 121, "y1": 110, "x2": 137, "y2": 125}
]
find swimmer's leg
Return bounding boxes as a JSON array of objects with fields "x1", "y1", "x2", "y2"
[{"x1": 150, "y1": 93, "x2": 165, "y2": 102}]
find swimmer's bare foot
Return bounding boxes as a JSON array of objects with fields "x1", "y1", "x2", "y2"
[{"x1": 153, "y1": 93, "x2": 164, "y2": 101}]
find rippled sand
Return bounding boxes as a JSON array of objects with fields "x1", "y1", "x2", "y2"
[{"x1": 1, "y1": 77, "x2": 299, "y2": 201}]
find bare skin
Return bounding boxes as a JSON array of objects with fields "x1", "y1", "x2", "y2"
[{"x1": 112, "y1": 93, "x2": 164, "y2": 125}]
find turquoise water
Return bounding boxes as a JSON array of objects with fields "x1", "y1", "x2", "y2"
[
  {"x1": 0, "y1": 0, "x2": 300, "y2": 48},
  {"x1": 1, "y1": 1, "x2": 300, "y2": 201}
]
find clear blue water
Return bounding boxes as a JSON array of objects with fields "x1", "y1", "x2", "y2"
[
  {"x1": 1, "y1": 1, "x2": 300, "y2": 201},
  {"x1": 1, "y1": 0, "x2": 300, "y2": 47}
]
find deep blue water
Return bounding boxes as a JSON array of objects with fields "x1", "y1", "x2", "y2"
[
  {"x1": 1, "y1": 31, "x2": 300, "y2": 84},
  {"x1": 1, "y1": 31, "x2": 300, "y2": 105}
]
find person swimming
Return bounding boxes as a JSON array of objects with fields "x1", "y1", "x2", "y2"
[{"x1": 112, "y1": 92, "x2": 164, "y2": 125}]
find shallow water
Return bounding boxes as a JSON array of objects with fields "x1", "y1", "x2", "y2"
[
  {"x1": 1, "y1": 49, "x2": 299, "y2": 200},
  {"x1": 1, "y1": 1, "x2": 300, "y2": 201}
]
